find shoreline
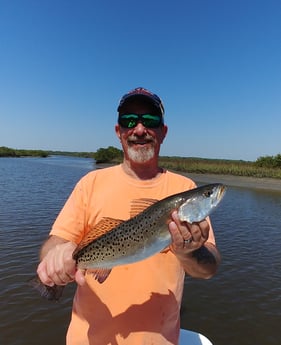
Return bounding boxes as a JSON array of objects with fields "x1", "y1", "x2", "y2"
[
  {"x1": 183, "y1": 172, "x2": 281, "y2": 193},
  {"x1": 96, "y1": 163, "x2": 281, "y2": 193}
]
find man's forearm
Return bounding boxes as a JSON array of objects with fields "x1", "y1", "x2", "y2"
[
  {"x1": 177, "y1": 243, "x2": 221, "y2": 279},
  {"x1": 39, "y1": 235, "x2": 69, "y2": 260}
]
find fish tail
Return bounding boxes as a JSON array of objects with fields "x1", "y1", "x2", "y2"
[{"x1": 28, "y1": 276, "x2": 65, "y2": 301}]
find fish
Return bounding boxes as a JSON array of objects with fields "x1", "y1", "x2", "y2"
[{"x1": 29, "y1": 183, "x2": 226, "y2": 300}]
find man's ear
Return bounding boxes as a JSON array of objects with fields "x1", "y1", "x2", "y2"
[
  {"x1": 160, "y1": 125, "x2": 168, "y2": 144},
  {"x1": 115, "y1": 124, "x2": 121, "y2": 139}
]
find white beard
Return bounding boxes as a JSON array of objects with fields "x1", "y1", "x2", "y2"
[{"x1": 127, "y1": 145, "x2": 155, "y2": 163}]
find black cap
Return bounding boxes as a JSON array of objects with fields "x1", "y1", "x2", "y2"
[{"x1": 117, "y1": 87, "x2": 165, "y2": 116}]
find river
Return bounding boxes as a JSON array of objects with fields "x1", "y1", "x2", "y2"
[{"x1": 0, "y1": 156, "x2": 280, "y2": 345}]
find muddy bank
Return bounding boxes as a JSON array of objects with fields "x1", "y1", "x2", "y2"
[
  {"x1": 184, "y1": 173, "x2": 281, "y2": 192},
  {"x1": 96, "y1": 163, "x2": 281, "y2": 192}
]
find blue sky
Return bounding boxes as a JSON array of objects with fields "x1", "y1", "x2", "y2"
[{"x1": 1, "y1": 0, "x2": 280, "y2": 161}]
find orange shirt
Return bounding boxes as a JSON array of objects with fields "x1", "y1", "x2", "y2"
[{"x1": 50, "y1": 165, "x2": 215, "y2": 345}]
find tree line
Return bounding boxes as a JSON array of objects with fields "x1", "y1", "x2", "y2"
[
  {"x1": 1, "y1": 145, "x2": 281, "y2": 170},
  {"x1": 0, "y1": 145, "x2": 123, "y2": 162},
  {"x1": 94, "y1": 148, "x2": 281, "y2": 169},
  {"x1": 0, "y1": 146, "x2": 48, "y2": 157},
  {"x1": 255, "y1": 154, "x2": 281, "y2": 168}
]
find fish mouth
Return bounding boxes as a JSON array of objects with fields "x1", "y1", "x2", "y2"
[
  {"x1": 219, "y1": 185, "x2": 227, "y2": 199},
  {"x1": 214, "y1": 184, "x2": 226, "y2": 204}
]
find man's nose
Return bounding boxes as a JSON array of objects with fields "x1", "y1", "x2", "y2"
[{"x1": 133, "y1": 122, "x2": 147, "y2": 135}]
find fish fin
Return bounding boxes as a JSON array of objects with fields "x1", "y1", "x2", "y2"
[
  {"x1": 87, "y1": 268, "x2": 112, "y2": 284},
  {"x1": 28, "y1": 276, "x2": 65, "y2": 301},
  {"x1": 130, "y1": 198, "x2": 158, "y2": 218},
  {"x1": 74, "y1": 217, "x2": 124, "y2": 255}
]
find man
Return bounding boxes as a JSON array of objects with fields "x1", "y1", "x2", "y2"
[{"x1": 37, "y1": 87, "x2": 221, "y2": 344}]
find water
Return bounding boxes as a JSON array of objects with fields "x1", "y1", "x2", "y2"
[{"x1": 0, "y1": 157, "x2": 280, "y2": 345}]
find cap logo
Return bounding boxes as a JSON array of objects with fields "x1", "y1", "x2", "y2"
[
  {"x1": 127, "y1": 87, "x2": 154, "y2": 97},
  {"x1": 118, "y1": 87, "x2": 165, "y2": 116}
]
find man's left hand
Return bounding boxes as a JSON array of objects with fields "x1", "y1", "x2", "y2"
[{"x1": 168, "y1": 210, "x2": 210, "y2": 256}]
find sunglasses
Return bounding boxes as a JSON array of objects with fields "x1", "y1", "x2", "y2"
[{"x1": 118, "y1": 114, "x2": 163, "y2": 129}]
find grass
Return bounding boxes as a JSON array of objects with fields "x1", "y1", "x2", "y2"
[
  {"x1": 2, "y1": 145, "x2": 281, "y2": 180},
  {"x1": 158, "y1": 157, "x2": 281, "y2": 179}
]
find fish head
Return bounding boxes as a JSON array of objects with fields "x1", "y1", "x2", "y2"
[{"x1": 178, "y1": 183, "x2": 226, "y2": 223}]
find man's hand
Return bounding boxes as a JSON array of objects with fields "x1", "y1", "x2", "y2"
[
  {"x1": 168, "y1": 210, "x2": 220, "y2": 278},
  {"x1": 168, "y1": 210, "x2": 210, "y2": 257},
  {"x1": 37, "y1": 239, "x2": 86, "y2": 287}
]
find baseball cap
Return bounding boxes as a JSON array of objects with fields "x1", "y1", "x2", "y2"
[{"x1": 117, "y1": 87, "x2": 165, "y2": 116}]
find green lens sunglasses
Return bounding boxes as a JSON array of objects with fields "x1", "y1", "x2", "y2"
[{"x1": 118, "y1": 114, "x2": 163, "y2": 129}]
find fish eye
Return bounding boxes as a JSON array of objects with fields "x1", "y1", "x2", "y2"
[{"x1": 204, "y1": 190, "x2": 213, "y2": 198}]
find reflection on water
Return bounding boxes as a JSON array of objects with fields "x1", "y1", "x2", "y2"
[
  {"x1": 181, "y1": 187, "x2": 281, "y2": 345},
  {"x1": 0, "y1": 157, "x2": 280, "y2": 345}
]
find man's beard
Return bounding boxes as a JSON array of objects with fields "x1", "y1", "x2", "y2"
[{"x1": 127, "y1": 144, "x2": 155, "y2": 163}]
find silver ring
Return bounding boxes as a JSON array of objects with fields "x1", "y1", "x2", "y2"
[{"x1": 183, "y1": 238, "x2": 192, "y2": 244}]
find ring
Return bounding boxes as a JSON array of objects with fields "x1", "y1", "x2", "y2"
[{"x1": 183, "y1": 238, "x2": 192, "y2": 244}]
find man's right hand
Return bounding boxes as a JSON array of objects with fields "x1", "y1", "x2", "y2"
[{"x1": 37, "y1": 238, "x2": 86, "y2": 286}]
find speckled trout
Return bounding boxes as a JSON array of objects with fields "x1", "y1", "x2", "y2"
[{"x1": 30, "y1": 183, "x2": 225, "y2": 300}]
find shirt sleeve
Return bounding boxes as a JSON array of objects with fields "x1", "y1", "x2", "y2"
[{"x1": 50, "y1": 178, "x2": 89, "y2": 244}]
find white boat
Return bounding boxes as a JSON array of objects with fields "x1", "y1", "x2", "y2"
[{"x1": 179, "y1": 329, "x2": 213, "y2": 345}]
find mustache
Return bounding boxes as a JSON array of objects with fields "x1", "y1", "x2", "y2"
[{"x1": 127, "y1": 134, "x2": 155, "y2": 141}]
